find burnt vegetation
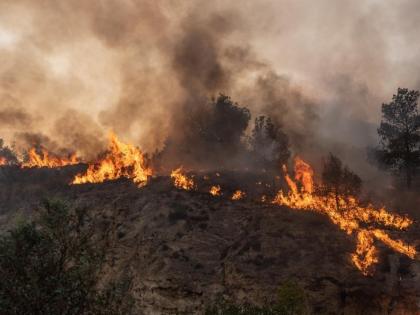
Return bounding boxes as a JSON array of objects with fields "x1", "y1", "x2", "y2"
[
  {"x1": 0, "y1": 88, "x2": 418, "y2": 314},
  {"x1": 317, "y1": 153, "x2": 362, "y2": 210},
  {"x1": 158, "y1": 94, "x2": 290, "y2": 172},
  {"x1": 0, "y1": 1, "x2": 419, "y2": 313}
]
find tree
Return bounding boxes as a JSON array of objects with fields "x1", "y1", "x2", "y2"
[
  {"x1": 0, "y1": 199, "x2": 133, "y2": 315},
  {"x1": 249, "y1": 116, "x2": 290, "y2": 170},
  {"x1": 200, "y1": 94, "x2": 251, "y2": 148},
  {"x1": 377, "y1": 88, "x2": 420, "y2": 188},
  {"x1": 0, "y1": 139, "x2": 18, "y2": 165},
  {"x1": 181, "y1": 94, "x2": 251, "y2": 167},
  {"x1": 319, "y1": 153, "x2": 362, "y2": 211}
]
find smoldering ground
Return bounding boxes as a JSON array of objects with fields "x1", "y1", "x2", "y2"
[{"x1": 0, "y1": 0, "x2": 419, "y2": 180}]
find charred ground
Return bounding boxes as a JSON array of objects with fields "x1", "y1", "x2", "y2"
[{"x1": 0, "y1": 166, "x2": 419, "y2": 314}]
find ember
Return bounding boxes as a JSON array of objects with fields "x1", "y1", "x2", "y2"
[
  {"x1": 209, "y1": 185, "x2": 221, "y2": 196},
  {"x1": 231, "y1": 190, "x2": 246, "y2": 200}
]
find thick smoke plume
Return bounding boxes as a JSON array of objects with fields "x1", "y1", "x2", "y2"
[{"x1": 0, "y1": 0, "x2": 419, "y2": 178}]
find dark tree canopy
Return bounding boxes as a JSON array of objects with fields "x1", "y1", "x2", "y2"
[
  {"x1": 162, "y1": 94, "x2": 251, "y2": 169},
  {"x1": 197, "y1": 94, "x2": 251, "y2": 147},
  {"x1": 0, "y1": 139, "x2": 18, "y2": 165},
  {"x1": 377, "y1": 88, "x2": 420, "y2": 188},
  {"x1": 249, "y1": 115, "x2": 290, "y2": 169},
  {"x1": 0, "y1": 200, "x2": 133, "y2": 315},
  {"x1": 318, "y1": 154, "x2": 362, "y2": 211}
]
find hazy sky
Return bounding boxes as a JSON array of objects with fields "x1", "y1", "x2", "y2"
[{"x1": 0, "y1": 0, "x2": 418, "y2": 165}]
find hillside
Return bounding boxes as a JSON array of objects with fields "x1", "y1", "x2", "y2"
[{"x1": 0, "y1": 166, "x2": 419, "y2": 314}]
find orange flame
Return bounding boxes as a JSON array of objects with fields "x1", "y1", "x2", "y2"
[
  {"x1": 232, "y1": 190, "x2": 246, "y2": 200},
  {"x1": 210, "y1": 185, "x2": 221, "y2": 196},
  {"x1": 0, "y1": 156, "x2": 7, "y2": 166},
  {"x1": 171, "y1": 167, "x2": 195, "y2": 190},
  {"x1": 351, "y1": 230, "x2": 378, "y2": 274},
  {"x1": 294, "y1": 157, "x2": 314, "y2": 193},
  {"x1": 21, "y1": 148, "x2": 79, "y2": 168},
  {"x1": 273, "y1": 156, "x2": 416, "y2": 275},
  {"x1": 72, "y1": 132, "x2": 152, "y2": 187}
]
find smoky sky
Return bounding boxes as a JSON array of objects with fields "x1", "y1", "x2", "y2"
[{"x1": 0, "y1": 0, "x2": 419, "y2": 176}]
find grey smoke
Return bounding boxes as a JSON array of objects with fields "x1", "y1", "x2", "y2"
[{"x1": 0, "y1": 0, "x2": 418, "y2": 180}]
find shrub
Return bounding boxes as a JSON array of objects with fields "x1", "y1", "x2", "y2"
[
  {"x1": 205, "y1": 281, "x2": 307, "y2": 315},
  {"x1": 0, "y1": 199, "x2": 133, "y2": 315}
]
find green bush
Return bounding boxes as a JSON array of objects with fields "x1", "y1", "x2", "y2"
[
  {"x1": 0, "y1": 199, "x2": 133, "y2": 315},
  {"x1": 205, "y1": 281, "x2": 307, "y2": 315},
  {"x1": 276, "y1": 281, "x2": 307, "y2": 315}
]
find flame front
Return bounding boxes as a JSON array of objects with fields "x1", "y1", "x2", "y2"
[
  {"x1": 210, "y1": 185, "x2": 221, "y2": 196},
  {"x1": 232, "y1": 190, "x2": 246, "y2": 200},
  {"x1": 22, "y1": 148, "x2": 79, "y2": 168},
  {"x1": 273, "y1": 156, "x2": 416, "y2": 275},
  {"x1": 171, "y1": 167, "x2": 195, "y2": 190},
  {"x1": 72, "y1": 133, "x2": 152, "y2": 187}
]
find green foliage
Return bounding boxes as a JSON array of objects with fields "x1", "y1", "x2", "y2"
[
  {"x1": 205, "y1": 281, "x2": 307, "y2": 315},
  {"x1": 276, "y1": 281, "x2": 307, "y2": 315},
  {"x1": 205, "y1": 300, "x2": 274, "y2": 315},
  {"x1": 376, "y1": 87, "x2": 420, "y2": 187},
  {"x1": 0, "y1": 199, "x2": 133, "y2": 315}
]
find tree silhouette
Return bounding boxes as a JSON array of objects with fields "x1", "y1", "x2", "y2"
[
  {"x1": 377, "y1": 88, "x2": 420, "y2": 188},
  {"x1": 249, "y1": 115, "x2": 290, "y2": 169},
  {"x1": 319, "y1": 153, "x2": 362, "y2": 211},
  {"x1": 199, "y1": 94, "x2": 251, "y2": 148},
  {"x1": 0, "y1": 139, "x2": 18, "y2": 165}
]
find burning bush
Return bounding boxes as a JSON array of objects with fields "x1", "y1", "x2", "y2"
[
  {"x1": 72, "y1": 133, "x2": 152, "y2": 187},
  {"x1": 317, "y1": 153, "x2": 362, "y2": 208},
  {"x1": 21, "y1": 147, "x2": 79, "y2": 168}
]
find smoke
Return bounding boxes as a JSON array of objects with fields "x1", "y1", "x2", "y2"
[{"x1": 0, "y1": 0, "x2": 419, "y2": 178}]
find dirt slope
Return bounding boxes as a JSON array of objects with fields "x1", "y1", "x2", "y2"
[{"x1": 0, "y1": 167, "x2": 419, "y2": 314}]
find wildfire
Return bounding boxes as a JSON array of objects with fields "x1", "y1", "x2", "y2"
[
  {"x1": 72, "y1": 132, "x2": 152, "y2": 187},
  {"x1": 171, "y1": 167, "x2": 195, "y2": 190},
  {"x1": 232, "y1": 190, "x2": 246, "y2": 200},
  {"x1": 21, "y1": 148, "x2": 79, "y2": 168},
  {"x1": 273, "y1": 156, "x2": 416, "y2": 275},
  {"x1": 210, "y1": 185, "x2": 221, "y2": 196},
  {"x1": 0, "y1": 156, "x2": 7, "y2": 166}
]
